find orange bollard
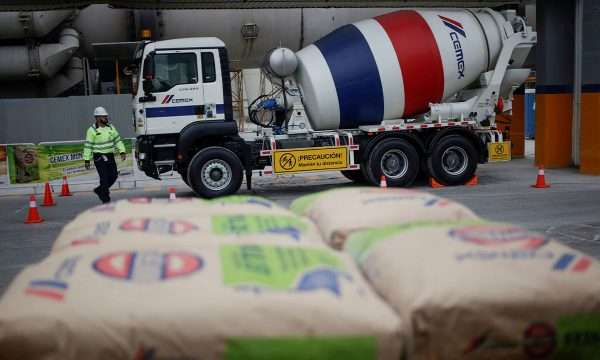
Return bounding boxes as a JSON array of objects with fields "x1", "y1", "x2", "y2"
[{"x1": 168, "y1": 187, "x2": 177, "y2": 201}]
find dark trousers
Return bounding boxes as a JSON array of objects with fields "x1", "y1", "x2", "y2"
[{"x1": 93, "y1": 153, "x2": 118, "y2": 203}]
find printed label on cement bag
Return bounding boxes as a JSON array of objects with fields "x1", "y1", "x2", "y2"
[
  {"x1": 220, "y1": 245, "x2": 350, "y2": 296},
  {"x1": 212, "y1": 215, "x2": 309, "y2": 241}
]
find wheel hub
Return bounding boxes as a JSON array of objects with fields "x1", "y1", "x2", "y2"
[
  {"x1": 441, "y1": 146, "x2": 468, "y2": 176},
  {"x1": 201, "y1": 160, "x2": 231, "y2": 191},
  {"x1": 209, "y1": 168, "x2": 222, "y2": 181},
  {"x1": 380, "y1": 150, "x2": 409, "y2": 179}
]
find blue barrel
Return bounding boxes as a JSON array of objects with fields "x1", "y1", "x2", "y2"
[{"x1": 525, "y1": 88, "x2": 535, "y2": 139}]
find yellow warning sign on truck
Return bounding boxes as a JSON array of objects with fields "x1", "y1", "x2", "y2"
[
  {"x1": 488, "y1": 141, "x2": 511, "y2": 162},
  {"x1": 273, "y1": 146, "x2": 348, "y2": 174}
]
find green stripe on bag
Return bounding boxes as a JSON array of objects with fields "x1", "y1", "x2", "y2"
[{"x1": 225, "y1": 336, "x2": 377, "y2": 360}]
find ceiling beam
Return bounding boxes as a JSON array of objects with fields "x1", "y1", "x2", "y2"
[{"x1": 0, "y1": 0, "x2": 521, "y2": 11}]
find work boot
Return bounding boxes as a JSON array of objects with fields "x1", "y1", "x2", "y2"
[{"x1": 93, "y1": 187, "x2": 109, "y2": 204}]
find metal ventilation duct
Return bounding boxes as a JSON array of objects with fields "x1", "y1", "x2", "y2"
[
  {"x1": 0, "y1": 10, "x2": 74, "y2": 39},
  {"x1": 0, "y1": 28, "x2": 80, "y2": 80}
]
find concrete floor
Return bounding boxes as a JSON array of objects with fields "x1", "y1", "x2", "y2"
[{"x1": 1, "y1": 156, "x2": 599, "y2": 295}]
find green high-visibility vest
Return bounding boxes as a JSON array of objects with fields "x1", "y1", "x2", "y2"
[{"x1": 83, "y1": 124, "x2": 126, "y2": 161}]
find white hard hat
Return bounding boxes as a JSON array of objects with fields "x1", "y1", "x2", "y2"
[{"x1": 93, "y1": 106, "x2": 109, "y2": 117}]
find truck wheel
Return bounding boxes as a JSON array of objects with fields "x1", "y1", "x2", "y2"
[
  {"x1": 365, "y1": 138, "x2": 419, "y2": 187},
  {"x1": 187, "y1": 147, "x2": 243, "y2": 198},
  {"x1": 340, "y1": 170, "x2": 367, "y2": 183},
  {"x1": 427, "y1": 135, "x2": 478, "y2": 186}
]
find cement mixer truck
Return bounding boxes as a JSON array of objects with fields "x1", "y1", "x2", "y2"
[{"x1": 132, "y1": 8, "x2": 536, "y2": 198}]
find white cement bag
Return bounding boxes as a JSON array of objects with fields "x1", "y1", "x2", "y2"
[
  {"x1": 62, "y1": 196, "x2": 284, "y2": 233},
  {"x1": 290, "y1": 187, "x2": 478, "y2": 249},
  {"x1": 0, "y1": 242, "x2": 403, "y2": 360},
  {"x1": 59, "y1": 197, "x2": 207, "y2": 230},
  {"x1": 345, "y1": 220, "x2": 600, "y2": 360},
  {"x1": 53, "y1": 205, "x2": 324, "y2": 252}
]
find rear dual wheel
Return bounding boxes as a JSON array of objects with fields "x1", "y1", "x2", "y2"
[
  {"x1": 365, "y1": 138, "x2": 420, "y2": 187},
  {"x1": 427, "y1": 135, "x2": 478, "y2": 186}
]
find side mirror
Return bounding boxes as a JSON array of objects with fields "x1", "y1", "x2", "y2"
[
  {"x1": 142, "y1": 52, "x2": 155, "y2": 81},
  {"x1": 143, "y1": 79, "x2": 153, "y2": 94}
]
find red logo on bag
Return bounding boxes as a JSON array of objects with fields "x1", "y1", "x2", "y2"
[
  {"x1": 120, "y1": 218, "x2": 199, "y2": 235},
  {"x1": 450, "y1": 225, "x2": 548, "y2": 249},
  {"x1": 523, "y1": 323, "x2": 556, "y2": 358},
  {"x1": 93, "y1": 251, "x2": 203, "y2": 282}
]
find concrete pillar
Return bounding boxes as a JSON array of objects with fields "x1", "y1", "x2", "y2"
[
  {"x1": 580, "y1": 0, "x2": 600, "y2": 174},
  {"x1": 535, "y1": 0, "x2": 574, "y2": 168}
]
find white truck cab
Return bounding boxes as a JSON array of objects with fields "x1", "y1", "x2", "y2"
[{"x1": 134, "y1": 38, "x2": 240, "y2": 183}]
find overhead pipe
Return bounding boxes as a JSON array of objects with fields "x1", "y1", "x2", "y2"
[
  {"x1": 45, "y1": 57, "x2": 85, "y2": 96},
  {"x1": 0, "y1": 10, "x2": 74, "y2": 39},
  {"x1": 0, "y1": 28, "x2": 80, "y2": 81}
]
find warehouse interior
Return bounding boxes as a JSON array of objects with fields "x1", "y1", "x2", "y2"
[{"x1": 0, "y1": 0, "x2": 597, "y2": 174}]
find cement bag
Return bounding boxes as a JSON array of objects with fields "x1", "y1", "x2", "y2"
[
  {"x1": 0, "y1": 242, "x2": 404, "y2": 360},
  {"x1": 59, "y1": 197, "x2": 207, "y2": 230},
  {"x1": 290, "y1": 187, "x2": 478, "y2": 249},
  {"x1": 53, "y1": 208, "x2": 325, "y2": 252},
  {"x1": 208, "y1": 195, "x2": 283, "y2": 210},
  {"x1": 61, "y1": 196, "x2": 283, "y2": 233},
  {"x1": 345, "y1": 220, "x2": 600, "y2": 360}
]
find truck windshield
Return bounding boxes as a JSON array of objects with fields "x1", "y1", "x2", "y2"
[{"x1": 149, "y1": 52, "x2": 198, "y2": 93}]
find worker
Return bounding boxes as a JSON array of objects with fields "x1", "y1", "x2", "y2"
[{"x1": 83, "y1": 106, "x2": 126, "y2": 203}]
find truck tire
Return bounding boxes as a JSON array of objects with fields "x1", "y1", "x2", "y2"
[
  {"x1": 427, "y1": 135, "x2": 478, "y2": 186},
  {"x1": 187, "y1": 147, "x2": 243, "y2": 198},
  {"x1": 365, "y1": 138, "x2": 419, "y2": 187},
  {"x1": 340, "y1": 170, "x2": 367, "y2": 184}
]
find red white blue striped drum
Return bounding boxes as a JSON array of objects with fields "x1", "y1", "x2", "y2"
[{"x1": 295, "y1": 9, "x2": 506, "y2": 130}]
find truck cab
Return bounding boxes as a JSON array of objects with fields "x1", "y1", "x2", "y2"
[{"x1": 133, "y1": 38, "x2": 240, "y2": 185}]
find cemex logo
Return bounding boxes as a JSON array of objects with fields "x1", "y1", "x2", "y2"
[
  {"x1": 552, "y1": 253, "x2": 591, "y2": 272},
  {"x1": 439, "y1": 15, "x2": 466, "y2": 79},
  {"x1": 25, "y1": 256, "x2": 80, "y2": 302},
  {"x1": 25, "y1": 280, "x2": 68, "y2": 302},
  {"x1": 439, "y1": 15, "x2": 466, "y2": 37},
  {"x1": 161, "y1": 95, "x2": 193, "y2": 104}
]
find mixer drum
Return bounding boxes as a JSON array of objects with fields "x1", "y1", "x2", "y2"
[{"x1": 295, "y1": 9, "x2": 506, "y2": 130}]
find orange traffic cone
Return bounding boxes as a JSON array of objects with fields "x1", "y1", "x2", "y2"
[
  {"x1": 168, "y1": 187, "x2": 177, "y2": 201},
  {"x1": 429, "y1": 177, "x2": 444, "y2": 188},
  {"x1": 25, "y1": 195, "x2": 44, "y2": 224},
  {"x1": 59, "y1": 176, "x2": 72, "y2": 197},
  {"x1": 531, "y1": 166, "x2": 550, "y2": 188},
  {"x1": 41, "y1": 182, "x2": 56, "y2": 206},
  {"x1": 379, "y1": 175, "x2": 387, "y2": 188}
]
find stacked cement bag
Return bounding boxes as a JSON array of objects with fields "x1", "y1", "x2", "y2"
[
  {"x1": 52, "y1": 195, "x2": 323, "y2": 252},
  {"x1": 0, "y1": 242, "x2": 404, "y2": 360},
  {"x1": 345, "y1": 221, "x2": 600, "y2": 360},
  {"x1": 290, "y1": 187, "x2": 478, "y2": 249},
  {"x1": 0, "y1": 195, "x2": 405, "y2": 359}
]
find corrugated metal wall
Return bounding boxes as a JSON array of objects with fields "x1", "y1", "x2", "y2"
[{"x1": 0, "y1": 94, "x2": 134, "y2": 143}]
